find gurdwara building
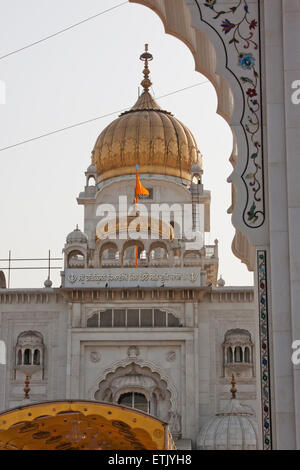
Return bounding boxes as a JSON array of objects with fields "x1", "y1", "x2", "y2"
[{"x1": 0, "y1": 48, "x2": 259, "y2": 450}]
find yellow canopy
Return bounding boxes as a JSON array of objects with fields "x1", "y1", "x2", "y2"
[{"x1": 0, "y1": 400, "x2": 175, "y2": 450}]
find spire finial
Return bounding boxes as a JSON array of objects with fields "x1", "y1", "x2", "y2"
[
  {"x1": 24, "y1": 374, "x2": 31, "y2": 399},
  {"x1": 139, "y1": 44, "x2": 153, "y2": 92},
  {"x1": 230, "y1": 373, "x2": 237, "y2": 399}
]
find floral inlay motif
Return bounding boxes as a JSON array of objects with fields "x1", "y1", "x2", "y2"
[{"x1": 202, "y1": 0, "x2": 264, "y2": 228}]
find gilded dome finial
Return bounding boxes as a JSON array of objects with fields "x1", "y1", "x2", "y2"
[
  {"x1": 230, "y1": 373, "x2": 237, "y2": 399},
  {"x1": 139, "y1": 44, "x2": 153, "y2": 92}
]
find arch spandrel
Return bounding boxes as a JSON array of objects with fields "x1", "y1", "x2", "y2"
[
  {"x1": 129, "y1": 0, "x2": 267, "y2": 267},
  {"x1": 90, "y1": 358, "x2": 179, "y2": 413}
]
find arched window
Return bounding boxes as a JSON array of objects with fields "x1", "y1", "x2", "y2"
[
  {"x1": 87, "y1": 175, "x2": 96, "y2": 186},
  {"x1": 124, "y1": 246, "x2": 135, "y2": 260},
  {"x1": 24, "y1": 349, "x2": 31, "y2": 365},
  {"x1": 68, "y1": 250, "x2": 85, "y2": 268},
  {"x1": 153, "y1": 248, "x2": 164, "y2": 259},
  {"x1": 150, "y1": 247, "x2": 168, "y2": 261},
  {"x1": 86, "y1": 308, "x2": 181, "y2": 327},
  {"x1": 33, "y1": 349, "x2": 40, "y2": 365},
  {"x1": 15, "y1": 331, "x2": 44, "y2": 372},
  {"x1": 118, "y1": 392, "x2": 149, "y2": 413},
  {"x1": 102, "y1": 248, "x2": 118, "y2": 260},
  {"x1": 234, "y1": 346, "x2": 243, "y2": 363},
  {"x1": 100, "y1": 244, "x2": 120, "y2": 267},
  {"x1": 244, "y1": 347, "x2": 250, "y2": 363},
  {"x1": 223, "y1": 329, "x2": 253, "y2": 373}
]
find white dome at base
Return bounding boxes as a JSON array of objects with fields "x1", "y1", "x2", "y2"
[
  {"x1": 197, "y1": 398, "x2": 258, "y2": 450},
  {"x1": 66, "y1": 226, "x2": 88, "y2": 245}
]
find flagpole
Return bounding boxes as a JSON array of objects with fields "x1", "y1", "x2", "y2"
[
  {"x1": 135, "y1": 165, "x2": 138, "y2": 268},
  {"x1": 135, "y1": 164, "x2": 149, "y2": 268}
]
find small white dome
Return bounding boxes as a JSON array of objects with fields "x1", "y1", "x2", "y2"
[
  {"x1": 191, "y1": 162, "x2": 201, "y2": 173},
  {"x1": 86, "y1": 164, "x2": 97, "y2": 173},
  {"x1": 197, "y1": 398, "x2": 258, "y2": 450},
  {"x1": 217, "y1": 275, "x2": 225, "y2": 287},
  {"x1": 66, "y1": 227, "x2": 88, "y2": 245}
]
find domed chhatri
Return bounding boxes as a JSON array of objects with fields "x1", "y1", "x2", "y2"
[
  {"x1": 197, "y1": 374, "x2": 258, "y2": 450},
  {"x1": 92, "y1": 45, "x2": 202, "y2": 183},
  {"x1": 66, "y1": 226, "x2": 88, "y2": 245},
  {"x1": 217, "y1": 275, "x2": 225, "y2": 287}
]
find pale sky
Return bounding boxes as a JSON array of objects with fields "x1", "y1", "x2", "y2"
[{"x1": 0, "y1": 0, "x2": 253, "y2": 288}]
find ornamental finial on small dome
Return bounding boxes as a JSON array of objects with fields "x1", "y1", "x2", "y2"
[
  {"x1": 197, "y1": 371, "x2": 258, "y2": 449},
  {"x1": 217, "y1": 275, "x2": 225, "y2": 287},
  {"x1": 231, "y1": 373, "x2": 237, "y2": 399},
  {"x1": 140, "y1": 44, "x2": 153, "y2": 92}
]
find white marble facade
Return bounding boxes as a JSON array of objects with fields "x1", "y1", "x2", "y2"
[
  {"x1": 0, "y1": 285, "x2": 257, "y2": 449},
  {"x1": 1, "y1": 0, "x2": 298, "y2": 450},
  {"x1": 2, "y1": 0, "x2": 284, "y2": 447},
  {"x1": 0, "y1": 154, "x2": 259, "y2": 449}
]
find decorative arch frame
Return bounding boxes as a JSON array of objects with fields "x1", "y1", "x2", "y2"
[
  {"x1": 85, "y1": 306, "x2": 183, "y2": 328},
  {"x1": 148, "y1": 240, "x2": 170, "y2": 265},
  {"x1": 183, "y1": 250, "x2": 202, "y2": 265},
  {"x1": 67, "y1": 249, "x2": 86, "y2": 269},
  {"x1": 63, "y1": 245, "x2": 87, "y2": 269},
  {"x1": 129, "y1": 0, "x2": 266, "y2": 239},
  {"x1": 94, "y1": 239, "x2": 123, "y2": 267},
  {"x1": 121, "y1": 239, "x2": 145, "y2": 266},
  {"x1": 148, "y1": 240, "x2": 169, "y2": 254},
  {"x1": 129, "y1": 0, "x2": 271, "y2": 450},
  {"x1": 15, "y1": 330, "x2": 44, "y2": 367},
  {"x1": 99, "y1": 241, "x2": 120, "y2": 267},
  {"x1": 89, "y1": 358, "x2": 179, "y2": 415}
]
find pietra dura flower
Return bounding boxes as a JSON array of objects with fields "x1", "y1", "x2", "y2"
[
  {"x1": 246, "y1": 88, "x2": 257, "y2": 98},
  {"x1": 203, "y1": 1, "x2": 264, "y2": 230},
  {"x1": 238, "y1": 52, "x2": 255, "y2": 69},
  {"x1": 221, "y1": 19, "x2": 235, "y2": 34},
  {"x1": 204, "y1": 0, "x2": 216, "y2": 8},
  {"x1": 249, "y1": 19, "x2": 258, "y2": 30}
]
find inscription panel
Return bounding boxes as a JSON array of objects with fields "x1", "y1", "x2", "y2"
[{"x1": 64, "y1": 268, "x2": 203, "y2": 288}]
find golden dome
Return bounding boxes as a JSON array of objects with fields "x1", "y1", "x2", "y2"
[{"x1": 92, "y1": 45, "x2": 202, "y2": 183}]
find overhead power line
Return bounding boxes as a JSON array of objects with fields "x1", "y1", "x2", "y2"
[
  {"x1": 0, "y1": 80, "x2": 209, "y2": 153},
  {"x1": 0, "y1": 1, "x2": 128, "y2": 61}
]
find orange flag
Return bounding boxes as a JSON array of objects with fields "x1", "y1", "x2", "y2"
[
  {"x1": 135, "y1": 165, "x2": 149, "y2": 267},
  {"x1": 136, "y1": 164, "x2": 149, "y2": 203}
]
